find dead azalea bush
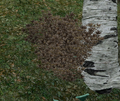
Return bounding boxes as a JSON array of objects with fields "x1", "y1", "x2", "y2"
[{"x1": 22, "y1": 10, "x2": 104, "y2": 82}]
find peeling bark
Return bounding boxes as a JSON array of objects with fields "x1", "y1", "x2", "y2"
[{"x1": 80, "y1": 0, "x2": 120, "y2": 93}]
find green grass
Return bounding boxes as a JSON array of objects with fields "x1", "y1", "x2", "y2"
[{"x1": 0, "y1": 0, "x2": 120, "y2": 101}]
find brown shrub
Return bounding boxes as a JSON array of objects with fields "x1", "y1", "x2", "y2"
[{"x1": 22, "y1": 10, "x2": 104, "y2": 82}]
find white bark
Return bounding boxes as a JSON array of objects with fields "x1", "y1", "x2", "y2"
[{"x1": 79, "y1": 0, "x2": 120, "y2": 91}]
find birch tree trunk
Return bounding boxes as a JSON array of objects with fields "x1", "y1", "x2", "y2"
[{"x1": 80, "y1": 0, "x2": 120, "y2": 94}]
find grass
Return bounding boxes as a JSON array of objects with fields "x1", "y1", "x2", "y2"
[{"x1": 0, "y1": 0, "x2": 120, "y2": 101}]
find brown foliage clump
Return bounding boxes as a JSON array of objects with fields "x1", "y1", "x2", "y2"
[{"x1": 22, "y1": 10, "x2": 104, "y2": 82}]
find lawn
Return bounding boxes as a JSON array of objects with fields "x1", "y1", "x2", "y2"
[{"x1": 0, "y1": 0, "x2": 120, "y2": 101}]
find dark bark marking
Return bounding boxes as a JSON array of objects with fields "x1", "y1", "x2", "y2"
[
  {"x1": 114, "y1": 40, "x2": 118, "y2": 43},
  {"x1": 90, "y1": 0, "x2": 98, "y2": 1},
  {"x1": 97, "y1": 75, "x2": 109, "y2": 77},
  {"x1": 109, "y1": 7, "x2": 112, "y2": 11},
  {"x1": 110, "y1": 27, "x2": 117, "y2": 30},
  {"x1": 84, "y1": 68, "x2": 106, "y2": 76},
  {"x1": 111, "y1": 0, "x2": 117, "y2": 3},
  {"x1": 95, "y1": 40, "x2": 103, "y2": 45},
  {"x1": 114, "y1": 45, "x2": 118, "y2": 48},
  {"x1": 83, "y1": 61, "x2": 95, "y2": 67},
  {"x1": 95, "y1": 88, "x2": 112, "y2": 94},
  {"x1": 104, "y1": 34, "x2": 118, "y2": 39},
  {"x1": 103, "y1": 82, "x2": 107, "y2": 84}
]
